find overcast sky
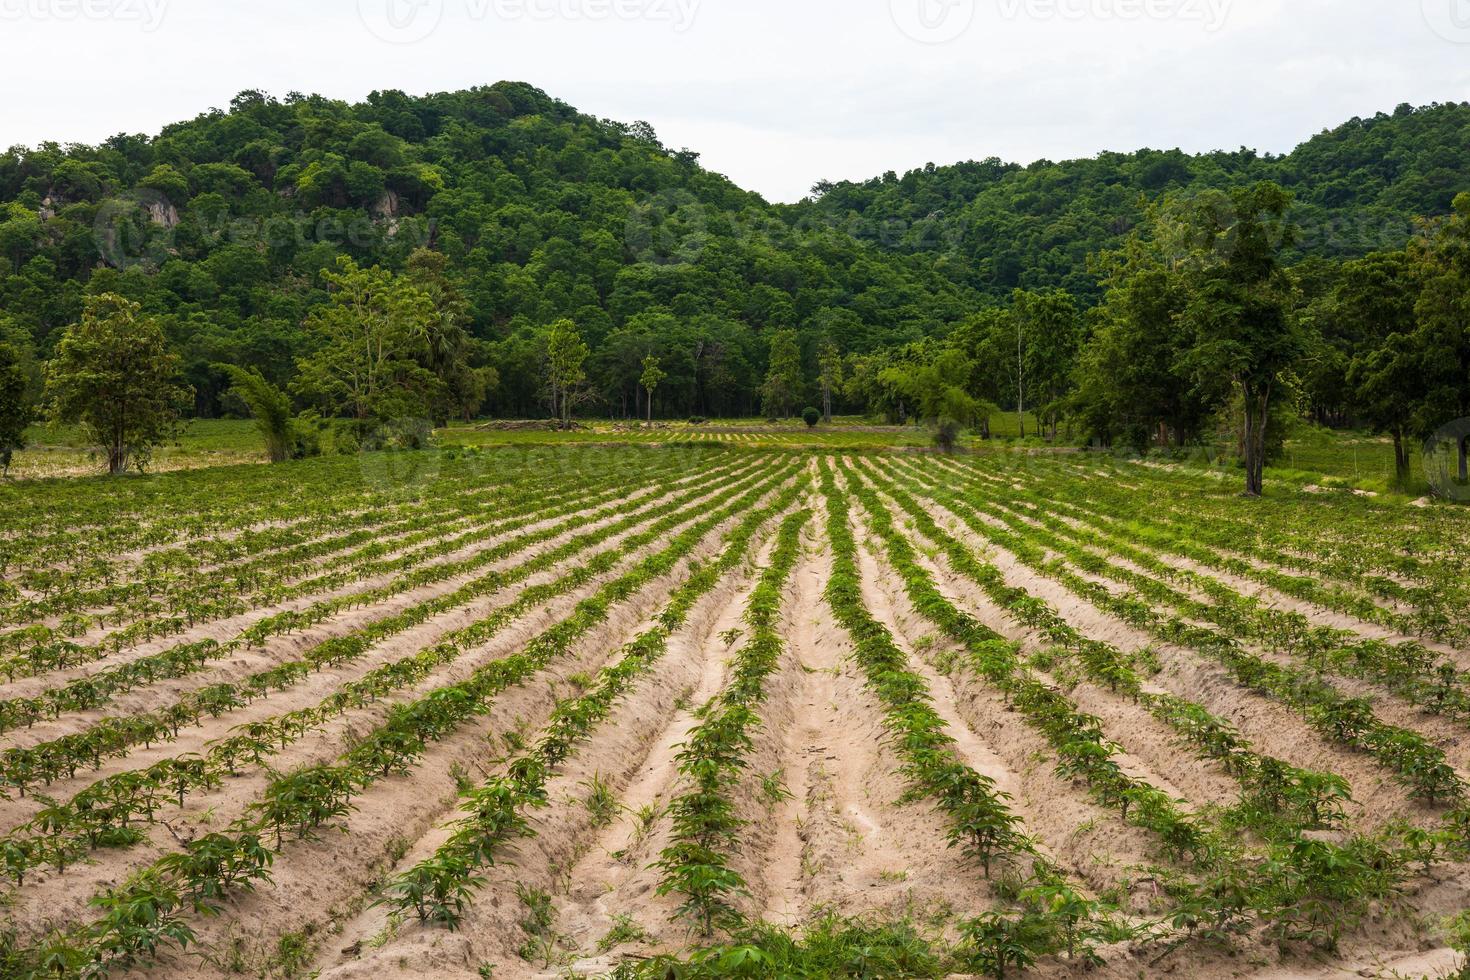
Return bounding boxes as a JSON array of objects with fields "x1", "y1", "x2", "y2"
[{"x1": 2, "y1": 0, "x2": 1468, "y2": 202}]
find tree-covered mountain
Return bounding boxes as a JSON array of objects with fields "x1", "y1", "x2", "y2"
[
  {"x1": 0, "y1": 82, "x2": 975, "y2": 419},
  {"x1": 0, "y1": 84, "x2": 1466, "y2": 423},
  {"x1": 789, "y1": 102, "x2": 1470, "y2": 300}
]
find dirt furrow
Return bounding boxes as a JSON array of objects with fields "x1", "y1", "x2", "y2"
[
  {"x1": 0, "y1": 471, "x2": 751, "y2": 834},
  {"x1": 0, "y1": 462, "x2": 723, "y2": 709},
  {"x1": 309, "y1": 510, "x2": 784, "y2": 980},
  {"x1": 895, "y1": 475, "x2": 1428, "y2": 834},
  {"x1": 2, "y1": 478, "x2": 776, "y2": 937}
]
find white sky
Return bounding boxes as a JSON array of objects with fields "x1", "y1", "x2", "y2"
[{"x1": 2, "y1": 0, "x2": 1468, "y2": 202}]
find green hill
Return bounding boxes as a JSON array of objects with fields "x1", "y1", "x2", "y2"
[
  {"x1": 788, "y1": 102, "x2": 1470, "y2": 299},
  {"x1": 1, "y1": 85, "x2": 1466, "y2": 418}
]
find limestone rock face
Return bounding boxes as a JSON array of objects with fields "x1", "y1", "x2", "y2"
[{"x1": 147, "y1": 199, "x2": 180, "y2": 228}]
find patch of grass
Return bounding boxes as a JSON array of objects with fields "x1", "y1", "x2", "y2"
[
  {"x1": 582, "y1": 773, "x2": 620, "y2": 828},
  {"x1": 515, "y1": 882, "x2": 565, "y2": 966},
  {"x1": 367, "y1": 912, "x2": 403, "y2": 949},
  {"x1": 597, "y1": 913, "x2": 652, "y2": 953},
  {"x1": 759, "y1": 770, "x2": 794, "y2": 807},
  {"x1": 609, "y1": 913, "x2": 953, "y2": 978},
  {"x1": 269, "y1": 927, "x2": 315, "y2": 978},
  {"x1": 449, "y1": 762, "x2": 475, "y2": 795}
]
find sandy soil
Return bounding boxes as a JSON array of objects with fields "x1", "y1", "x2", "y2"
[{"x1": 8, "y1": 452, "x2": 1470, "y2": 980}]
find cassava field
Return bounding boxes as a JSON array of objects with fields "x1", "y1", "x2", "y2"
[{"x1": 3, "y1": 444, "x2": 1470, "y2": 980}]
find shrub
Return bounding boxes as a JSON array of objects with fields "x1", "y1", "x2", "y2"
[{"x1": 933, "y1": 419, "x2": 962, "y2": 452}]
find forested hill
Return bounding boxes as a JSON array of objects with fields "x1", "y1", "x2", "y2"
[
  {"x1": 0, "y1": 84, "x2": 1466, "y2": 418},
  {"x1": 788, "y1": 102, "x2": 1470, "y2": 299},
  {"x1": 0, "y1": 82, "x2": 976, "y2": 417}
]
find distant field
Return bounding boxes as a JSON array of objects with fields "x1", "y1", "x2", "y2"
[
  {"x1": 4, "y1": 415, "x2": 1444, "y2": 500},
  {"x1": 13, "y1": 419, "x2": 270, "y2": 479}
]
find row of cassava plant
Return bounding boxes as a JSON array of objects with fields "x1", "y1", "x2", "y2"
[
  {"x1": 0, "y1": 458, "x2": 574, "y2": 631},
  {"x1": 0, "y1": 453, "x2": 746, "y2": 735},
  {"x1": 654, "y1": 508, "x2": 810, "y2": 936},
  {"x1": 925, "y1": 456, "x2": 1470, "y2": 720},
  {"x1": 0, "y1": 446, "x2": 558, "y2": 582},
  {"x1": 897, "y1": 457, "x2": 1466, "y2": 810},
  {"x1": 0, "y1": 463, "x2": 782, "y2": 884},
  {"x1": 0, "y1": 458, "x2": 759, "y2": 807},
  {"x1": 379, "y1": 489, "x2": 809, "y2": 932},
  {"x1": 0, "y1": 465, "x2": 796, "y2": 976},
  {"x1": 0, "y1": 453, "x2": 735, "y2": 684},
  {"x1": 844, "y1": 459, "x2": 1417, "y2": 955},
  {"x1": 859, "y1": 457, "x2": 1355, "y2": 838},
  {"x1": 966, "y1": 453, "x2": 1470, "y2": 644},
  {"x1": 832, "y1": 461, "x2": 1218, "y2": 870},
  {"x1": 817, "y1": 462, "x2": 1129, "y2": 970}
]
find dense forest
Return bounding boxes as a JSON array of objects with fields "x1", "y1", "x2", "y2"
[
  {"x1": 793, "y1": 103, "x2": 1470, "y2": 300},
  {"x1": 0, "y1": 83, "x2": 1468, "y2": 488}
]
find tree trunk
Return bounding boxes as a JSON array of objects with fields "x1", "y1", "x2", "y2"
[
  {"x1": 1459, "y1": 434, "x2": 1469, "y2": 483},
  {"x1": 1392, "y1": 429, "x2": 1410, "y2": 484},
  {"x1": 108, "y1": 415, "x2": 127, "y2": 475},
  {"x1": 1241, "y1": 383, "x2": 1269, "y2": 497},
  {"x1": 647, "y1": 392, "x2": 653, "y2": 422}
]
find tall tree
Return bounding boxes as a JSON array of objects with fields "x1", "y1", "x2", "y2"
[
  {"x1": 1347, "y1": 334, "x2": 1425, "y2": 484},
  {"x1": 879, "y1": 347, "x2": 980, "y2": 450},
  {"x1": 1410, "y1": 192, "x2": 1470, "y2": 479},
  {"x1": 1336, "y1": 251, "x2": 1423, "y2": 483},
  {"x1": 406, "y1": 248, "x2": 484, "y2": 427},
  {"x1": 293, "y1": 257, "x2": 439, "y2": 423},
  {"x1": 45, "y1": 293, "x2": 191, "y2": 475},
  {"x1": 1073, "y1": 235, "x2": 1206, "y2": 451},
  {"x1": 1012, "y1": 288, "x2": 1080, "y2": 439},
  {"x1": 761, "y1": 329, "x2": 803, "y2": 419},
  {"x1": 1179, "y1": 182, "x2": 1299, "y2": 496},
  {"x1": 546, "y1": 318, "x2": 590, "y2": 426},
  {"x1": 0, "y1": 340, "x2": 33, "y2": 476},
  {"x1": 817, "y1": 340, "x2": 844, "y2": 424},
  {"x1": 639, "y1": 354, "x2": 666, "y2": 422}
]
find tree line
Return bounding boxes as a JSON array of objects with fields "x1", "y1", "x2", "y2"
[{"x1": 0, "y1": 86, "x2": 1468, "y2": 494}]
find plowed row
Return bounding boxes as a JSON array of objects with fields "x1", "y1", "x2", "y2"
[{"x1": 2, "y1": 446, "x2": 1468, "y2": 980}]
